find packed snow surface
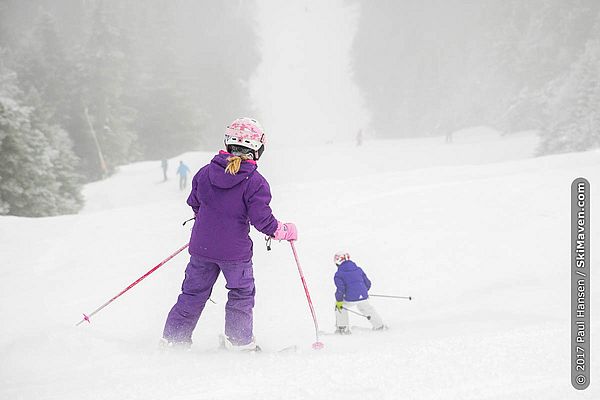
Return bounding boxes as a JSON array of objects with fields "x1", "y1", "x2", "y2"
[{"x1": 1, "y1": 129, "x2": 598, "y2": 399}]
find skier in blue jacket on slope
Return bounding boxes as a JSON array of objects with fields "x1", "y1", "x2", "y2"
[
  {"x1": 176, "y1": 160, "x2": 191, "y2": 190},
  {"x1": 333, "y1": 251, "x2": 385, "y2": 334}
]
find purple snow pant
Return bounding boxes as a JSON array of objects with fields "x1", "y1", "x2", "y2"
[{"x1": 163, "y1": 256, "x2": 255, "y2": 345}]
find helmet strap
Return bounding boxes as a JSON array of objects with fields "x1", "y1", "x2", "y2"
[{"x1": 256, "y1": 144, "x2": 265, "y2": 160}]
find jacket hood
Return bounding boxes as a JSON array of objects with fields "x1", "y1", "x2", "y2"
[
  {"x1": 208, "y1": 152, "x2": 257, "y2": 189},
  {"x1": 338, "y1": 260, "x2": 359, "y2": 272}
]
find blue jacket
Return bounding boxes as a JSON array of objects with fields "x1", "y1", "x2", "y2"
[
  {"x1": 177, "y1": 163, "x2": 191, "y2": 177},
  {"x1": 334, "y1": 260, "x2": 371, "y2": 302}
]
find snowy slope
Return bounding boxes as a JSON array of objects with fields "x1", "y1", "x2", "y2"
[{"x1": 1, "y1": 129, "x2": 599, "y2": 400}]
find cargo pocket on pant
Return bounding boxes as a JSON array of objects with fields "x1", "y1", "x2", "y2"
[{"x1": 242, "y1": 268, "x2": 254, "y2": 279}]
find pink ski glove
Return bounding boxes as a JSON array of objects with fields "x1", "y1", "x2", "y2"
[{"x1": 273, "y1": 221, "x2": 298, "y2": 242}]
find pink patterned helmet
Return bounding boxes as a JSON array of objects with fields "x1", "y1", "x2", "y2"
[{"x1": 224, "y1": 117, "x2": 266, "y2": 160}]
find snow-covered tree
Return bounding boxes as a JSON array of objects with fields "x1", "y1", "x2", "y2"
[
  {"x1": 539, "y1": 35, "x2": 600, "y2": 154},
  {"x1": 0, "y1": 62, "x2": 83, "y2": 217},
  {"x1": 351, "y1": 0, "x2": 600, "y2": 139},
  {"x1": 0, "y1": 0, "x2": 258, "y2": 181}
]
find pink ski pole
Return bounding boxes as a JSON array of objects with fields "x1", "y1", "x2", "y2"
[
  {"x1": 290, "y1": 241, "x2": 324, "y2": 350},
  {"x1": 76, "y1": 243, "x2": 189, "y2": 326}
]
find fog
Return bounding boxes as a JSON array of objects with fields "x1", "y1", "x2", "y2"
[
  {"x1": 1, "y1": 3, "x2": 599, "y2": 399},
  {"x1": 1, "y1": 0, "x2": 599, "y2": 216},
  {"x1": 250, "y1": 1, "x2": 369, "y2": 146}
]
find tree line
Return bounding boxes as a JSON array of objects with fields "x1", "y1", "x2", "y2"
[
  {"x1": 0, "y1": 0, "x2": 258, "y2": 217},
  {"x1": 351, "y1": 0, "x2": 600, "y2": 154},
  {"x1": 2, "y1": 1, "x2": 599, "y2": 217}
]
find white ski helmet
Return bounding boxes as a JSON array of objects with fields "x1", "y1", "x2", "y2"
[
  {"x1": 334, "y1": 251, "x2": 350, "y2": 266},
  {"x1": 224, "y1": 117, "x2": 266, "y2": 160}
]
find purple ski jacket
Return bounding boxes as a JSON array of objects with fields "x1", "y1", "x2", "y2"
[
  {"x1": 334, "y1": 260, "x2": 372, "y2": 302},
  {"x1": 187, "y1": 152, "x2": 279, "y2": 262}
]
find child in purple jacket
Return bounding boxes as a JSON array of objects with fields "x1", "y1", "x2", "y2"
[
  {"x1": 162, "y1": 117, "x2": 297, "y2": 351},
  {"x1": 333, "y1": 251, "x2": 385, "y2": 334}
]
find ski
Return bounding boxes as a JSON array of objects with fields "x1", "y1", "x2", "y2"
[
  {"x1": 217, "y1": 335, "x2": 297, "y2": 354},
  {"x1": 319, "y1": 325, "x2": 390, "y2": 336}
]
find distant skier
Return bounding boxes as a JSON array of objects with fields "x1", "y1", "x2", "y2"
[
  {"x1": 161, "y1": 159, "x2": 168, "y2": 181},
  {"x1": 333, "y1": 251, "x2": 385, "y2": 334},
  {"x1": 162, "y1": 117, "x2": 297, "y2": 351},
  {"x1": 176, "y1": 160, "x2": 191, "y2": 190}
]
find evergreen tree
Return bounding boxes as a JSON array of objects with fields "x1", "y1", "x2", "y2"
[
  {"x1": 539, "y1": 33, "x2": 600, "y2": 154},
  {"x1": 135, "y1": 85, "x2": 204, "y2": 160},
  {"x1": 1, "y1": 0, "x2": 259, "y2": 183},
  {"x1": 0, "y1": 61, "x2": 83, "y2": 217},
  {"x1": 11, "y1": 8, "x2": 103, "y2": 181},
  {"x1": 81, "y1": 3, "x2": 138, "y2": 176},
  {"x1": 492, "y1": 0, "x2": 600, "y2": 132},
  {"x1": 129, "y1": 4, "x2": 204, "y2": 159},
  {"x1": 351, "y1": 0, "x2": 600, "y2": 138}
]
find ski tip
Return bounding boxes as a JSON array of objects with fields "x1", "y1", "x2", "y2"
[
  {"x1": 312, "y1": 341, "x2": 325, "y2": 350},
  {"x1": 277, "y1": 345, "x2": 298, "y2": 353}
]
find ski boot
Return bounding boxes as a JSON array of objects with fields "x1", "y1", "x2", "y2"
[
  {"x1": 334, "y1": 326, "x2": 352, "y2": 335},
  {"x1": 219, "y1": 334, "x2": 262, "y2": 353},
  {"x1": 158, "y1": 337, "x2": 192, "y2": 352}
]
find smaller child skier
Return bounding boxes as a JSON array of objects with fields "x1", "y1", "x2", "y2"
[{"x1": 333, "y1": 251, "x2": 385, "y2": 334}]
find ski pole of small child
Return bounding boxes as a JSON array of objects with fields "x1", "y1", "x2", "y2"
[
  {"x1": 341, "y1": 306, "x2": 371, "y2": 320},
  {"x1": 76, "y1": 243, "x2": 190, "y2": 326},
  {"x1": 369, "y1": 294, "x2": 413, "y2": 300}
]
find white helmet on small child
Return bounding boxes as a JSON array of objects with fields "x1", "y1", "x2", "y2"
[{"x1": 334, "y1": 251, "x2": 350, "y2": 266}]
